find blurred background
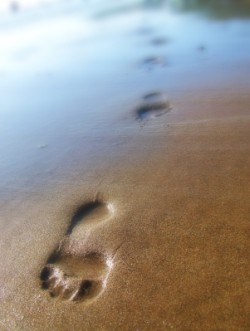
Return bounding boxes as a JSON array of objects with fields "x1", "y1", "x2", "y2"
[
  {"x1": 1, "y1": 0, "x2": 250, "y2": 16},
  {"x1": 1, "y1": 0, "x2": 250, "y2": 187}
]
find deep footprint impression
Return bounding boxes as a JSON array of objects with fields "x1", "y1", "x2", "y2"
[
  {"x1": 136, "y1": 92, "x2": 172, "y2": 120},
  {"x1": 40, "y1": 200, "x2": 114, "y2": 303}
]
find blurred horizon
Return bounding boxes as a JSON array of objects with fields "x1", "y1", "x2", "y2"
[{"x1": 1, "y1": 0, "x2": 250, "y2": 17}]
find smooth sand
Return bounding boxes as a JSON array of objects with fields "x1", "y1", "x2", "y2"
[{"x1": 0, "y1": 3, "x2": 250, "y2": 330}]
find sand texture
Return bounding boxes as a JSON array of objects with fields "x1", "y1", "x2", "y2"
[{"x1": 0, "y1": 1, "x2": 250, "y2": 330}]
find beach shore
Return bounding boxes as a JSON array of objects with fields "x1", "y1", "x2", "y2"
[{"x1": 0, "y1": 2, "x2": 249, "y2": 330}]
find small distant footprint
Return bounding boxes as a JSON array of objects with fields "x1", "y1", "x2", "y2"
[
  {"x1": 136, "y1": 92, "x2": 172, "y2": 121},
  {"x1": 40, "y1": 200, "x2": 114, "y2": 303},
  {"x1": 150, "y1": 37, "x2": 168, "y2": 46},
  {"x1": 140, "y1": 56, "x2": 166, "y2": 70}
]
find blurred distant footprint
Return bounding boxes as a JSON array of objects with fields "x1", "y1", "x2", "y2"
[
  {"x1": 140, "y1": 56, "x2": 166, "y2": 70},
  {"x1": 40, "y1": 200, "x2": 114, "y2": 303},
  {"x1": 150, "y1": 37, "x2": 168, "y2": 47},
  {"x1": 136, "y1": 92, "x2": 172, "y2": 121}
]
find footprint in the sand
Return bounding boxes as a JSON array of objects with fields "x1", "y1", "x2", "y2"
[
  {"x1": 136, "y1": 92, "x2": 172, "y2": 121},
  {"x1": 40, "y1": 200, "x2": 114, "y2": 303},
  {"x1": 150, "y1": 37, "x2": 168, "y2": 47},
  {"x1": 140, "y1": 56, "x2": 166, "y2": 70}
]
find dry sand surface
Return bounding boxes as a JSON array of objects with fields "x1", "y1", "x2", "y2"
[{"x1": 0, "y1": 1, "x2": 250, "y2": 330}]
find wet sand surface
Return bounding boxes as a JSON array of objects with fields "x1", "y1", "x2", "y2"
[{"x1": 0, "y1": 2, "x2": 250, "y2": 330}]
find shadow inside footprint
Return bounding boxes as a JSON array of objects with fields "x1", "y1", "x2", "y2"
[
  {"x1": 67, "y1": 200, "x2": 113, "y2": 234},
  {"x1": 136, "y1": 92, "x2": 172, "y2": 120},
  {"x1": 40, "y1": 200, "x2": 113, "y2": 303}
]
